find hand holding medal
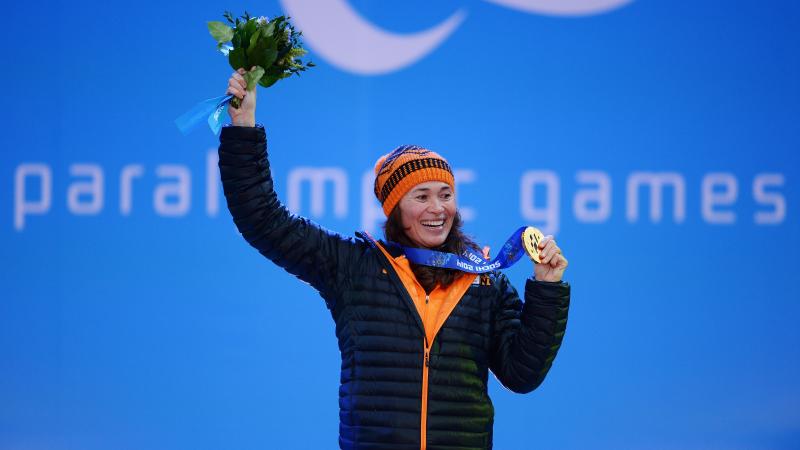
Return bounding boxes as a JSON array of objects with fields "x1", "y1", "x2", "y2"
[{"x1": 522, "y1": 227, "x2": 568, "y2": 282}]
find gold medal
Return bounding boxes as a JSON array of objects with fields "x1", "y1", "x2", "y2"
[{"x1": 521, "y1": 226, "x2": 544, "y2": 263}]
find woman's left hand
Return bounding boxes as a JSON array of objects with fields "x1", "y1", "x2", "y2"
[{"x1": 534, "y1": 235, "x2": 568, "y2": 282}]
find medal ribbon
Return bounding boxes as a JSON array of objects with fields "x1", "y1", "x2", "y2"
[{"x1": 389, "y1": 226, "x2": 530, "y2": 274}]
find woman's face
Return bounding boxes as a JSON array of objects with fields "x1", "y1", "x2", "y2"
[{"x1": 398, "y1": 181, "x2": 457, "y2": 248}]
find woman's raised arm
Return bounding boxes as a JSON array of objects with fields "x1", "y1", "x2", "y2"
[{"x1": 218, "y1": 70, "x2": 363, "y2": 309}]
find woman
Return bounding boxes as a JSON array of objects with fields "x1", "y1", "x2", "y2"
[{"x1": 220, "y1": 69, "x2": 570, "y2": 450}]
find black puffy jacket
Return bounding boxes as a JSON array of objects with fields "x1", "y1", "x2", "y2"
[{"x1": 218, "y1": 125, "x2": 570, "y2": 450}]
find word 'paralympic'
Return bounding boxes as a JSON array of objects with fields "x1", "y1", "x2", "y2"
[{"x1": 11, "y1": 157, "x2": 787, "y2": 232}]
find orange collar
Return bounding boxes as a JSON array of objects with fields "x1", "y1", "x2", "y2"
[{"x1": 374, "y1": 241, "x2": 477, "y2": 345}]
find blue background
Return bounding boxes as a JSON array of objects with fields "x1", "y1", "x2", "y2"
[{"x1": 2, "y1": 0, "x2": 798, "y2": 449}]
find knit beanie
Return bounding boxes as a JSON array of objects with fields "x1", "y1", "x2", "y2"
[{"x1": 373, "y1": 145, "x2": 455, "y2": 217}]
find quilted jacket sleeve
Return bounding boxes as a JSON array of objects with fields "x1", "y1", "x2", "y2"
[
  {"x1": 489, "y1": 275, "x2": 570, "y2": 394},
  {"x1": 217, "y1": 125, "x2": 358, "y2": 307}
]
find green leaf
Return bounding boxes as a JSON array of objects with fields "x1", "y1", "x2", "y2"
[
  {"x1": 264, "y1": 65, "x2": 282, "y2": 77},
  {"x1": 248, "y1": 49, "x2": 264, "y2": 68},
  {"x1": 263, "y1": 22, "x2": 275, "y2": 38},
  {"x1": 248, "y1": 37, "x2": 278, "y2": 69},
  {"x1": 244, "y1": 66, "x2": 265, "y2": 91},
  {"x1": 228, "y1": 47, "x2": 246, "y2": 70},
  {"x1": 289, "y1": 47, "x2": 307, "y2": 57},
  {"x1": 247, "y1": 37, "x2": 265, "y2": 62},
  {"x1": 251, "y1": 47, "x2": 278, "y2": 70},
  {"x1": 242, "y1": 18, "x2": 257, "y2": 48},
  {"x1": 258, "y1": 73, "x2": 281, "y2": 88},
  {"x1": 248, "y1": 28, "x2": 261, "y2": 51},
  {"x1": 263, "y1": 47, "x2": 279, "y2": 67},
  {"x1": 207, "y1": 21, "x2": 233, "y2": 43}
]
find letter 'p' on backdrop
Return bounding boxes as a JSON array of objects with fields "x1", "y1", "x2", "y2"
[{"x1": 1, "y1": 0, "x2": 798, "y2": 449}]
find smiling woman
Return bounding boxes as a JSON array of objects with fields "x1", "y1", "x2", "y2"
[
  {"x1": 220, "y1": 70, "x2": 570, "y2": 450},
  {"x1": 375, "y1": 148, "x2": 481, "y2": 293}
]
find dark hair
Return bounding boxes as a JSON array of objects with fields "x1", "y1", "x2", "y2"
[{"x1": 384, "y1": 206, "x2": 480, "y2": 293}]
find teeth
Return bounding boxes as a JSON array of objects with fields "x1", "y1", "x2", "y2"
[{"x1": 421, "y1": 220, "x2": 445, "y2": 227}]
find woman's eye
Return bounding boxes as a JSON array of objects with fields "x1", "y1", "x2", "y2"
[
  {"x1": 416, "y1": 195, "x2": 427, "y2": 201},
  {"x1": 442, "y1": 193, "x2": 452, "y2": 200}
]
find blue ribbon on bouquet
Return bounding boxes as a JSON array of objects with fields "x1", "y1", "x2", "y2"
[
  {"x1": 174, "y1": 94, "x2": 234, "y2": 136},
  {"x1": 389, "y1": 226, "x2": 529, "y2": 274}
]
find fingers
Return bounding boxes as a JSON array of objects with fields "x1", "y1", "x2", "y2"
[
  {"x1": 482, "y1": 246, "x2": 491, "y2": 260},
  {"x1": 533, "y1": 234, "x2": 569, "y2": 281},
  {"x1": 541, "y1": 245, "x2": 559, "y2": 265},
  {"x1": 233, "y1": 72, "x2": 246, "y2": 88},
  {"x1": 226, "y1": 84, "x2": 244, "y2": 100},
  {"x1": 227, "y1": 80, "x2": 247, "y2": 99},
  {"x1": 538, "y1": 235, "x2": 552, "y2": 262},
  {"x1": 538, "y1": 236, "x2": 562, "y2": 266},
  {"x1": 226, "y1": 71, "x2": 248, "y2": 99},
  {"x1": 537, "y1": 235, "x2": 552, "y2": 251}
]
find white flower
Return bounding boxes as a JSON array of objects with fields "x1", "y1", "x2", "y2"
[
  {"x1": 257, "y1": 16, "x2": 269, "y2": 25},
  {"x1": 219, "y1": 44, "x2": 233, "y2": 56}
]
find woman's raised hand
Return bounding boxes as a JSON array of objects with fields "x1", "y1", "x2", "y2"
[{"x1": 226, "y1": 68, "x2": 257, "y2": 127}]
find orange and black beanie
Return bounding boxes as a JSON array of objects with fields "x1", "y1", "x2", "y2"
[{"x1": 373, "y1": 145, "x2": 455, "y2": 217}]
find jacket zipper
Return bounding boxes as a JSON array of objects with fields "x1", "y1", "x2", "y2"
[
  {"x1": 421, "y1": 295, "x2": 430, "y2": 450},
  {"x1": 358, "y1": 234, "x2": 435, "y2": 450}
]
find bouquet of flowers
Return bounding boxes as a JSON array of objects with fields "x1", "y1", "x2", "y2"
[
  {"x1": 175, "y1": 11, "x2": 314, "y2": 135},
  {"x1": 208, "y1": 11, "x2": 314, "y2": 108}
]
